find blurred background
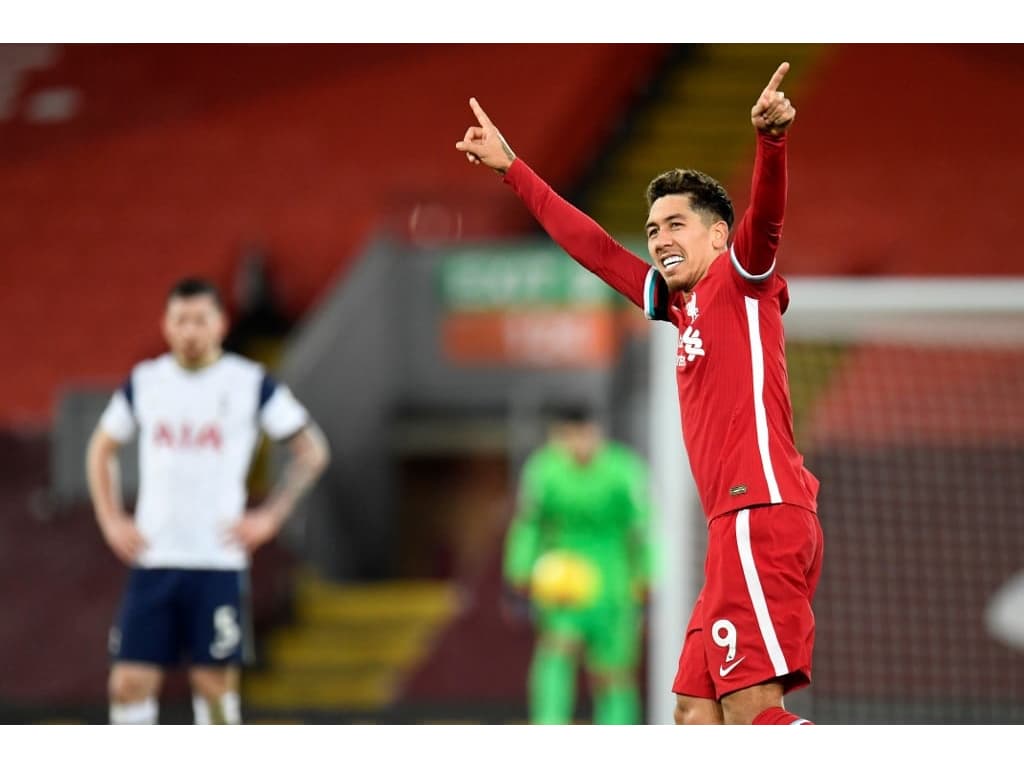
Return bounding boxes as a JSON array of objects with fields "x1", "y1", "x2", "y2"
[{"x1": 1, "y1": 42, "x2": 1023, "y2": 724}]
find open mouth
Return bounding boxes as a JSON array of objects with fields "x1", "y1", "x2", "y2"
[{"x1": 661, "y1": 255, "x2": 684, "y2": 270}]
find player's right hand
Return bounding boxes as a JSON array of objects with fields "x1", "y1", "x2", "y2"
[
  {"x1": 455, "y1": 98, "x2": 517, "y2": 174},
  {"x1": 751, "y1": 62, "x2": 796, "y2": 135},
  {"x1": 100, "y1": 516, "x2": 147, "y2": 565}
]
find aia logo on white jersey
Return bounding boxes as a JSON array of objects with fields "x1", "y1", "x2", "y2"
[
  {"x1": 153, "y1": 422, "x2": 223, "y2": 451},
  {"x1": 677, "y1": 326, "x2": 705, "y2": 367}
]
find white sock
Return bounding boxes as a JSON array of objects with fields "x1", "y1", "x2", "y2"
[
  {"x1": 110, "y1": 697, "x2": 158, "y2": 725},
  {"x1": 193, "y1": 692, "x2": 241, "y2": 724},
  {"x1": 193, "y1": 695, "x2": 210, "y2": 725}
]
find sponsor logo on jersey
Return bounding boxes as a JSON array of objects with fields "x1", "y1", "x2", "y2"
[
  {"x1": 677, "y1": 326, "x2": 705, "y2": 367},
  {"x1": 153, "y1": 422, "x2": 224, "y2": 451},
  {"x1": 729, "y1": 485, "x2": 748, "y2": 496}
]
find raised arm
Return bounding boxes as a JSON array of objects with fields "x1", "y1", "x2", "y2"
[
  {"x1": 455, "y1": 98, "x2": 651, "y2": 308},
  {"x1": 732, "y1": 62, "x2": 796, "y2": 281}
]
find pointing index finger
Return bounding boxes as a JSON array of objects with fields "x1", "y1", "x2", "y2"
[
  {"x1": 762, "y1": 62, "x2": 790, "y2": 95},
  {"x1": 469, "y1": 97, "x2": 494, "y2": 128}
]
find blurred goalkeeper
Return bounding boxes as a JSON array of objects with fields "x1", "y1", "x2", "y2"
[
  {"x1": 503, "y1": 401, "x2": 653, "y2": 725},
  {"x1": 459, "y1": 62, "x2": 822, "y2": 725}
]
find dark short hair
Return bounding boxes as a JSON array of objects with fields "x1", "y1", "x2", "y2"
[
  {"x1": 645, "y1": 169, "x2": 734, "y2": 230},
  {"x1": 167, "y1": 277, "x2": 224, "y2": 309},
  {"x1": 541, "y1": 399, "x2": 597, "y2": 426}
]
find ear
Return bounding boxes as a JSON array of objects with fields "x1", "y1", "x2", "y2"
[
  {"x1": 711, "y1": 220, "x2": 729, "y2": 251},
  {"x1": 214, "y1": 310, "x2": 229, "y2": 340},
  {"x1": 161, "y1": 311, "x2": 173, "y2": 343}
]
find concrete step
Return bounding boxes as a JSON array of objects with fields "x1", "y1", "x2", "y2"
[{"x1": 244, "y1": 573, "x2": 460, "y2": 713}]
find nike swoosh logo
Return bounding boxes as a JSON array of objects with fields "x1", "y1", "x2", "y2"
[{"x1": 719, "y1": 657, "x2": 746, "y2": 677}]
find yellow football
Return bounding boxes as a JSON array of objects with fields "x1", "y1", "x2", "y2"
[{"x1": 530, "y1": 550, "x2": 600, "y2": 608}]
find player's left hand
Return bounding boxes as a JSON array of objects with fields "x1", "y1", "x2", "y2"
[
  {"x1": 227, "y1": 506, "x2": 286, "y2": 551},
  {"x1": 751, "y1": 62, "x2": 796, "y2": 136}
]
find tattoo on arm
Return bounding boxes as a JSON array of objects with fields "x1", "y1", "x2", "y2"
[
  {"x1": 266, "y1": 425, "x2": 329, "y2": 520},
  {"x1": 274, "y1": 455, "x2": 319, "y2": 506}
]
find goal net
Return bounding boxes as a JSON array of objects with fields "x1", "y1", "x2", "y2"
[{"x1": 647, "y1": 277, "x2": 1024, "y2": 724}]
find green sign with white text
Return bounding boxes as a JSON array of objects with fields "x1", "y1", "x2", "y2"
[{"x1": 437, "y1": 245, "x2": 623, "y2": 310}]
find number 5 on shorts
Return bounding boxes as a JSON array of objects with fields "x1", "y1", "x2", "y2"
[{"x1": 210, "y1": 605, "x2": 241, "y2": 659}]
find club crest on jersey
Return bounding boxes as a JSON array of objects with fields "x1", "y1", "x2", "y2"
[
  {"x1": 153, "y1": 422, "x2": 223, "y2": 451},
  {"x1": 685, "y1": 292, "x2": 699, "y2": 322},
  {"x1": 677, "y1": 326, "x2": 705, "y2": 367}
]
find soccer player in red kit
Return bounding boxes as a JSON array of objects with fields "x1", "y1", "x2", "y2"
[{"x1": 456, "y1": 62, "x2": 822, "y2": 725}]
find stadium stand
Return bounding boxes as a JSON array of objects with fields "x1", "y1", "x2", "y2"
[{"x1": 0, "y1": 43, "x2": 668, "y2": 429}]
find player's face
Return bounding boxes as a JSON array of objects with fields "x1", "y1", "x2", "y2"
[
  {"x1": 645, "y1": 194, "x2": 728, "y2": 293},
  {"x1": 163, "y1": 295, "x2": 226, "y2": 368},
  {"x1": 557, "y1": 422, "x2": 601, "y2": 465}
]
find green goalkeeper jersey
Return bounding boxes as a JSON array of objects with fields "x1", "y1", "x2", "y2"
[{"x1": 504, "y1": 440, "x2": 654, "y2": 605}]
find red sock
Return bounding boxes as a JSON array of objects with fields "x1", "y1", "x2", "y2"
[{"x1": 752, "y1": 706, "x2": 813, "y2": 725}]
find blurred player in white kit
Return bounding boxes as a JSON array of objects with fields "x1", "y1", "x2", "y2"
[{"x1": 86, "y1": 276, "x2": 330, "y2": 724}]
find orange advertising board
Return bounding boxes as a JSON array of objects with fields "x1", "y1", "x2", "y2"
[{"x1": 442, "y1": 309, "x2": 621, "y2": 367}]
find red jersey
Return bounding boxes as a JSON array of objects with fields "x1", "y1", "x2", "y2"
[{"x1": 503, "y1": 132, "x2": 818, "y2": 523}]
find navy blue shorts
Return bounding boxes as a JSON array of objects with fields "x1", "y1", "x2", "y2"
[{"x1": 109, "y1": 568, "x2": 253, "y2": 667}]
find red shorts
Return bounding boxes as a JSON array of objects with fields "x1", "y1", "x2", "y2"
[{"x1": 672, "y1": 504, "x2": 824, "y2": 700}]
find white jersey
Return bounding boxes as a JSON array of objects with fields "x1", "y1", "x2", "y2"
[{"x1": 99, "y1": 352, "x2": 309, "y2": 570}]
